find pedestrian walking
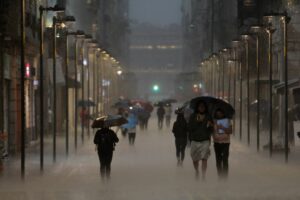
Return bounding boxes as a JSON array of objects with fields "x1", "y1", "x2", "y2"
[
  {"x1": 80, "y1": 107, "x2": 90, "y2": 128},
  {"x1": 172, "y1": 112, "x2": 188, "y2": 166},
  {"x1": 165, "y1": 104, "x2": 172, "y2": 128},
  {"x1": 157, "y1": 105, "x2": 165, "y2": 130},
  {"x1": 188, "y1": 101, "x2": 214, "y2": 180},
  {"x1": 94, "y1": 126, "x2": 119, "y2": 180},
  {"x1": 213, "y1": 108, "x2": 232, "y2": 180},
  {"x1": 122, "y1": 113, "x2": 138, "y2": 145}
]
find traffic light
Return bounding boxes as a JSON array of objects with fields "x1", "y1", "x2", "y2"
[{"x1": 152, "y1": 84, "x2": 160, "y2": 93}]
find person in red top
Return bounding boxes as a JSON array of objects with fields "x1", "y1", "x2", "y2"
[{"x1": 80, "y1": 107, "x2": 89, "y2": 127}]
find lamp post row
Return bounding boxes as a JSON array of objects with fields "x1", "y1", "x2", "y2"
[
  {"x1": 19, "y1": 4, "x2": 123, "y2": 176},
  {"x1": 199, "y1": 13, "x2": 290, "y2": 161}
]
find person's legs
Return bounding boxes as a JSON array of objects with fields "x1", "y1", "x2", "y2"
[
  {"x1": 175, "y1": 138, "x2": 181, "y2": 165},
  {"x1": 128, "y1": 133, "x2": 133, "y2": 145},
  {"x1": 222, "y1": 143, "x2": 230, "y2": 179},
  {"x1": 193, "y1": 160, "x2": 199, "y2": 178},
  {"x1": 180, "y1": 139, "x2": 187, "y2": 163},
  {"x1": 201, "y1": 159, "x2": 208, "y2": 180},
  {"x1": 98, "y1": 152, "x2": 106, "y2": 178},
  {"x1": 132, "y1": 132, "x2": 136, "y2": 144},
  {"x1": 214, "y1": 143, "x2": 223, "y2": 177},
  {"x1": 145, "y1": 118, "x2": 149, "y2": 130},
  {"x1": 105, "y1": 151, "x2": 113, "y2": 179}
]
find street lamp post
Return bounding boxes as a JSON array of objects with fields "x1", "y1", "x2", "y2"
[
  {"x1": 241, "y1": 34, "x2": 251, "y2": 146},
  {"x1": 250, "y1": 26, "x2": 263, "y2": 152},
  {"x1": 86, "y1": 40, "x2": 98, "y2": 139},
  {"x1": 227, "y1": 59, "x2": 234, "y2": 105},
  {"x1": 20, "y1": 0, "x2": 26, "y2": 177},
  {"x1": 69, "y1": 31, "x2": 85, "y2": 150},
  {"x1": 232, "y1": 40, "x2": 241, "y2": 136},
  {"x1": 39, "y1": 4, "x2": 64, "y2": 172},
  {"x1": 80, "y1": 35, "x2": 92, "y2": 143},
  {"x1": 264, "y1": 22, "x2": 276, "y2": 157},
  {"x1": 222, "y1": 49, "x2": 228, "y2": 100},
  {"x1": 52, "y1": 16, "x2": 75, "y2": 161},
  {"x1": 281, "y1": 14, "x2": 291, "y2": 162},
  {"x1": 264, "y1": 13, "x2": 290, "y2": 161}
]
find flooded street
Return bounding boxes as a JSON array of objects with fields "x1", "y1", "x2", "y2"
[{"x1": 1, "y1": 118, "x2": 299, "y2": 200}]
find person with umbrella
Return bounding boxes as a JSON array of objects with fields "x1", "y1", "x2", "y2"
[
  {"x1": 213, "y1": 108, "x2": 232, "y2": 180},
  {"x1": 188, "y1": 100, "x2": 214, "y2": 180},
  {"x1": 172, "y1": 111, "x2": 188, "y2": 166},
  {"x1": 92, "y1": 116, "x2": 125, "y2": 180}
]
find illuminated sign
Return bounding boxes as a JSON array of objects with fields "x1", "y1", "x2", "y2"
[{"x1": 25, "y1": 63, "x2": 30, "y2": 78}]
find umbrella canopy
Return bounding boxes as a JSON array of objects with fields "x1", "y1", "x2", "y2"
[
  {"x1": 129, "y1": 105, "x2": 145, "y2": 115},
  {"x1": 162, "y1": 98, "x2": 177, "y2": 104},
  {"x1": 112, "y1": 99, "x2": 131, "y2": 109},
  {"x1": 131, "y1": 99, "x2": 154, "y2": 112},
  {"x1": 190, "y1": 96, "x2": 235, "y2": 119},
  {"x1": 91, "y1": 115, "x2": 128, "y2": 128},
  {"x1": 77, "y1": 99, "x2": 96, "y2": 107}
]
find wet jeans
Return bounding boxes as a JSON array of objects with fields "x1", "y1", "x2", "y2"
[{"x1": 214, "y1": 143, "x2": 230, "y2": 178}]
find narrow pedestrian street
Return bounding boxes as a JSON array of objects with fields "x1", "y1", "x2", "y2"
[{"x1": 1, "y1": 118, "x2": 299, "y2": 200}]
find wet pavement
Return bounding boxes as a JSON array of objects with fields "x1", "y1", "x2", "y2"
[{"x1": 0, "y1": 118, "x2": 300, "y2": 200}]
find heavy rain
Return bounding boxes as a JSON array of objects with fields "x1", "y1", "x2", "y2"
[{"x1": 0, "y1": 0, "x2": 300, "y2": 199}]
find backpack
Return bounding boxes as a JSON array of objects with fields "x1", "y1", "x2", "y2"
[{"x1": 99, "y1": 132, "x2": 114, "y2": 151}]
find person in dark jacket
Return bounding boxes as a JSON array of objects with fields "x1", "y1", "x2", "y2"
[
  {"x1": 172, "y1": 113, "x2": 188, "y2": 166},
  {"x1": 157, "y1": 105, "x2": 166, "y2": 130},
  {"x1": 94, "y1": 126, "x2": 119, "y2": 179},
  {"x1": 188, "y1": 101, "x2": 214, "y2": 180}
]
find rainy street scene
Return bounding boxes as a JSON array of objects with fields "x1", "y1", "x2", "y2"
[{"x1": 1, "y1": 0, "x2": 300, "y2": 199}]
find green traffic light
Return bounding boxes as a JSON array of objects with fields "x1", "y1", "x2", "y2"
[{"x1": 153, "y1": 84, "x2": 160, "y2": 92}]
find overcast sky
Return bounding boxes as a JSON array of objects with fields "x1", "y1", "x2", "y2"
[{"x1": 129, "y1": 0, "x2": 182, "y2": 26}]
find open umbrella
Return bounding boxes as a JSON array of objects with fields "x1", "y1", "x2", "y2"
[
  {"x1": 91, "y1": 115, "x2": 128, "y2": 128},
  {"x1": 77, "y1": 99, "x2": 96, "y2": 107},
  {"x1": 162, "y1": 98, "x2": 177, "y2": 104},
  {"x1": 154, "y1": 101, "x2": 168, "y2": 107},
  {"x1": 112, "y1": 99, "x2": 131, "y2": 109},
  {"x1": 131, "y1": 99, "x2": 154, "y2": 112},
  {"x1": 190, "y1": 96, "x2": 235, "y2": 119}
]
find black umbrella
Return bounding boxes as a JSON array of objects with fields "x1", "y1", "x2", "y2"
[
  {"x1": 154, "y1": 101, "x2": 165, "y2": 107},
  {"x1": 162, "y1": 98, "x2": 177, "y2": 104},
  {"x1": 77, "y1": 99, "x2": 96, "y2": 107},
  {"x1": 190, "y1": 96, "x2": 235, "y2": 119},
  {"x1": 92, "y1": 115, "x2": 128, "y2": 128}
]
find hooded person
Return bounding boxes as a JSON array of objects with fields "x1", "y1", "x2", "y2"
[
  {"x1": 188, "y1": 100, "x2": 214, "y2": 180},
  {"x1": 172, "y1": 112, "x2": 188, "y2": 166}
]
